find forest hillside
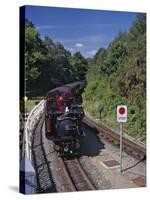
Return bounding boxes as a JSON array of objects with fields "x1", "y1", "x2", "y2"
[{"x1": 82, "y1": 14, "x2": 146, "y2": 142}]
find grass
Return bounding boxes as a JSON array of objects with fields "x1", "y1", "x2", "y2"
[
  {"x1": 25, "y1": 96, "x2": 44, "y2": 112},
  {"x1": 83, "y1": 100, "x2": 146, "y2": 143}
]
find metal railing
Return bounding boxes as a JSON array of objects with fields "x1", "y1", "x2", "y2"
[
  {"x1": 20, "y1": 100, "x2": 45, "y2": 194},
  {"x1": 22, "y1": 99, "x2": 45, "y2": 160}
]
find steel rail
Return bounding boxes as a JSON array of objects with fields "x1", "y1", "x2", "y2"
[
  {"x1": 83, "y1": 115, "x2": 146, "y2": 160},
  {"x1": 62, "y1": 158, "x2": 96, "y2": 191}
]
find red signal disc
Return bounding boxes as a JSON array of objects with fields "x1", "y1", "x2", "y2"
[{"x1": 119, "y1": 107, "x2": 125, "y2": 115}]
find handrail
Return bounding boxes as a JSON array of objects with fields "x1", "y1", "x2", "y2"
[
  {"x1": 22, "y1": 100, "x2": 45, "y2": 160},
  {"x1": 20, "y1": 100, "x2": 45, "y2": 194}
]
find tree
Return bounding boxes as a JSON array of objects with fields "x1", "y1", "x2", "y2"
[
  {"x1": 43, "y1": 36, "x2": 53, "y2": 49},
  {"x1": 92, "y1": 48, "x2": 107, "y2": 66},
  {"x1": 24, "y1": 18, "x2": 88, "y2": 96},
  {"x1": 83, "y1": 13, "x2": 146, "y2": 141},
  {"x1": 70, "y1": 52, "x2": 88, "y2": 80},
  {"x1": 25, "y1": 19, "x2": 43, "y2": 94},
  {"x1": 101, "y1": 35, "x2": 128, "y2": 76}
]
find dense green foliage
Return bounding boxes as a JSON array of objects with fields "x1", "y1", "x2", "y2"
[
  {"x1": 24, "y1": 19, "x2": 88, "y2": 96},
  {"x1": 83, "y1": 14, "x2": 146, "y2": 141}
]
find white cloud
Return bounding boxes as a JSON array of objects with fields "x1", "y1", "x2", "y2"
[
  {"x1": 36, "y1": 25, "x2": 56, "y2": 30},
  {"x1": 36, "y1": 23, "x2": 114, "y2": 30},
  {"x1": 55, "y1": 34, "x2": 105, "y2": 44},
  {"x1": 87, "y1": 50, "x2": 97, "y2": 56},
  {"x1": 75, "y1": 43, "x2": 84, "y2": 48},
  {"x1": 68, "y1": 48, "x2": 75, "y2": 52}
]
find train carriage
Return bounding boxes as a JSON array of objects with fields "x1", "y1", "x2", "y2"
[{"x1": 45, "y1": 82, "x2": 85, "y2": 157}]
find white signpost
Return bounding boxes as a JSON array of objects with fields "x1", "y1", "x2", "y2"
[{"x1": 117, "y1": 105, "x2": 127, "y2": 173}]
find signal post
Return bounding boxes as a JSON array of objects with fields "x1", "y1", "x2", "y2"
[{"x1": 117, "y1": 105, "x2": 128, "y2": 174}]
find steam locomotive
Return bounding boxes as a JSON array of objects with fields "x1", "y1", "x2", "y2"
[{"x1": 45, "y1": 81, "x2": 85, "y2": 157}]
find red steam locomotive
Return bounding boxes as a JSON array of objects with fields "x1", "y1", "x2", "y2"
[{"x1": 45, "y1": 82, "x2": 85, "y2": 157}]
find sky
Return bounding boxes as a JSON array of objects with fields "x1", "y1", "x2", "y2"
[{"x1": 25, "y1": 6, "x2": 137, "y2": 58}]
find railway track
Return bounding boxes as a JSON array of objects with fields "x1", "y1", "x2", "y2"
[
  {"x1": 30, "y1": 108, "x2": 96, "y2": 193},
  {"x1": 83, "y1": 115, "x2": 146, "y2": 160},
  {"x1": 32, "y1": 116, "x2": 96, "y2": 192},
  {"x1": 58, "y1": 158, "x2": 96, "y2": 191}
]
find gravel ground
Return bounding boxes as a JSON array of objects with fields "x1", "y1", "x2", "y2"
[
  {"x1": 32, "y1": 116, "x2": 56, "y2": 193},
  {"x1": 79, "y1": 123, "x2": 146, "y2": 190},
  {"x1": 80, "y1": 156, "x2": 112, "y2": 189}
]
